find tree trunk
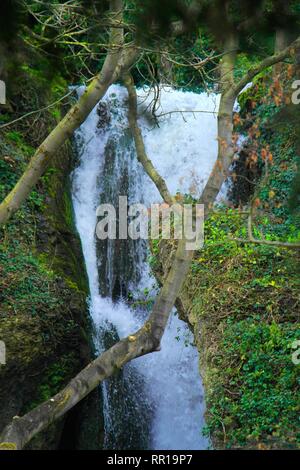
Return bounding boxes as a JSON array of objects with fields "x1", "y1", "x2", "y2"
[
  {"x1": 200, "y1": 33, "x2": 237, "y2": 207},
  {"x1": 274, "y1": 28, "x2": 291, "y2": 76},
  {"x1": 124, "y1": 74, "x2": 175, "y2": 206}
]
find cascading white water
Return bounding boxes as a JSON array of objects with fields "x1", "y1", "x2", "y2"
[{"x1": 71, "y1": 84, "x2": 220, "y2": 450}]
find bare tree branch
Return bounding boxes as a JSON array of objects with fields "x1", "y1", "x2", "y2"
[
  {"x1": 0, "y1": 88, "x2": 79, "y2": 130},
  {"x1": 124, "y1": 74, "x2": 176, "y2": 206},
  {"x1": 230, "y1": 36, "x2": 300, "y2": 98},
  {"x1": 0, "y1": 0, "x2": 139, "y2": 226},
  {"x1": 229, "y1": 237, "x2": 300, "y2": 249}
]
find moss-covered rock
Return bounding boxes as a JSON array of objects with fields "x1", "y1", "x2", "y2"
[{"x1": 0, "y1": 39, "x2": 97, "y2": 449}]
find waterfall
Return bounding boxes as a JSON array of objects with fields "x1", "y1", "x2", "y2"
[{"x1": 71, "y1": 84, "x2": 219, "y2": 450}]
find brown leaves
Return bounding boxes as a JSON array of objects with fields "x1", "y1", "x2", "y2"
[
  {"x1": 274, "y1": 95, "x2": 282, "y2": 107},
  {"x1": 261, "y1": 148, "x2": 267, "y2": 160},
  {"x1": 280, "y1": 163, "x2": 289, "y2": 171},
  {"x1": 246, "y1": 150, "x2": 258, "y2": 169},
  {"x1": 174, "y1": 193, "x2": 184, "y2": 203},
  {"x1": 261, "y1": 146, "x2": 273, "y2": 165},
  {"x1": 233, "y1": 112, "x2": 242, "y2": 126},
  {"x1": 269, "y1": 77, "x2": 284, "y2": 107},
  {"x1": 218, "y1": 137, "x2": 228, "y2": 152},
  {"x1": 232, "y1": 133, "x2": 239, "y2": 153},
  {"x1": 231, "y1": 172, "x2": 237, "y2": 182},
  {"x1": 247, "y1": 123, "x2": 260, "y2": 141},
  {"x1": 287, "y1": 64, "x2": 294, "y2": 80},
  {"x1": 253, "y1": 198, "x2": 261, "y2": 208}
]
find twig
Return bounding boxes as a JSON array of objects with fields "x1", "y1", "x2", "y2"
[
  {"x1": 0, "y1": 89, "x2": 78, "y2": 130},
  {"x1": 229, "y1": 237, "x2": 300, "y2": 249}
]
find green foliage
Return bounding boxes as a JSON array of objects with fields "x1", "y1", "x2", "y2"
[
  {"x1": 23, "y1": 354, "x2": 79, "y2": 411},
  {"x1": 0, "y1": 158, "x2": 19, "y2": 197},
  {"x1": 6, "y1": 130, "x2": 23, "y2": 144},
  {"x1": 203, "y1": 320, "x2": 300, "y2": 448},
  {"x1": 172, "y1": 33, "x2": 216, "y2": 92},
  {"x1": 234, "y1": 54, "x2": 262, "y2": 83},
  {"x1": 148, "y1": 239, "x2": 160, "y2": 269},
  {"x1": 0, "y1": 241, "x2": 66, "y2": 317},
  {"x1": 189, "y1": 211, "x2": 300, "y2": 449},
  {"x1": 20, "y1": 64, "x2": 49, "y2": 86},
  {"x1": 0, "y1": 131, "x2": 44, "y2": 214}
]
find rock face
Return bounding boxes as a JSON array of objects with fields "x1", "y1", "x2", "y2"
[
  {"x1": 0, "y1": 137, "x2": 97, "y2": 449},
  {"x1": 0, "y1": 43, "x2": 102, "y2": 449}
]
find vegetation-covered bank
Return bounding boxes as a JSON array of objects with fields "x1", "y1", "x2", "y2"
[
  {"x1": 178, "y1": 220, "x2": 299, "y2": 449},
  {"x1": 0, "y1": 40, "x2": 100, "y2": 449},
  {"x1": 151, "y1": 70, "x2": 300, "y2": 450}
]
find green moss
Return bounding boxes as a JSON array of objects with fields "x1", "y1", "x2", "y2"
[
  {"x1": 20, "y1": 64, "x2": 49, "y2": 86},
  {"x1": 37, "y1": 145, "x2": 89, "y2": 295},
  {"x1": 23, "y1": 354, "x2": 78, "y2": 412},
  {"x1": 0, "y1": 55, "x2": 91, "y2": 449},
  {"x1": 48, "y1": 75, "x2": 68, "y2": 121},
  {"x1": 63, "y1": 188, "x2": 74, "y2": 228}
]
